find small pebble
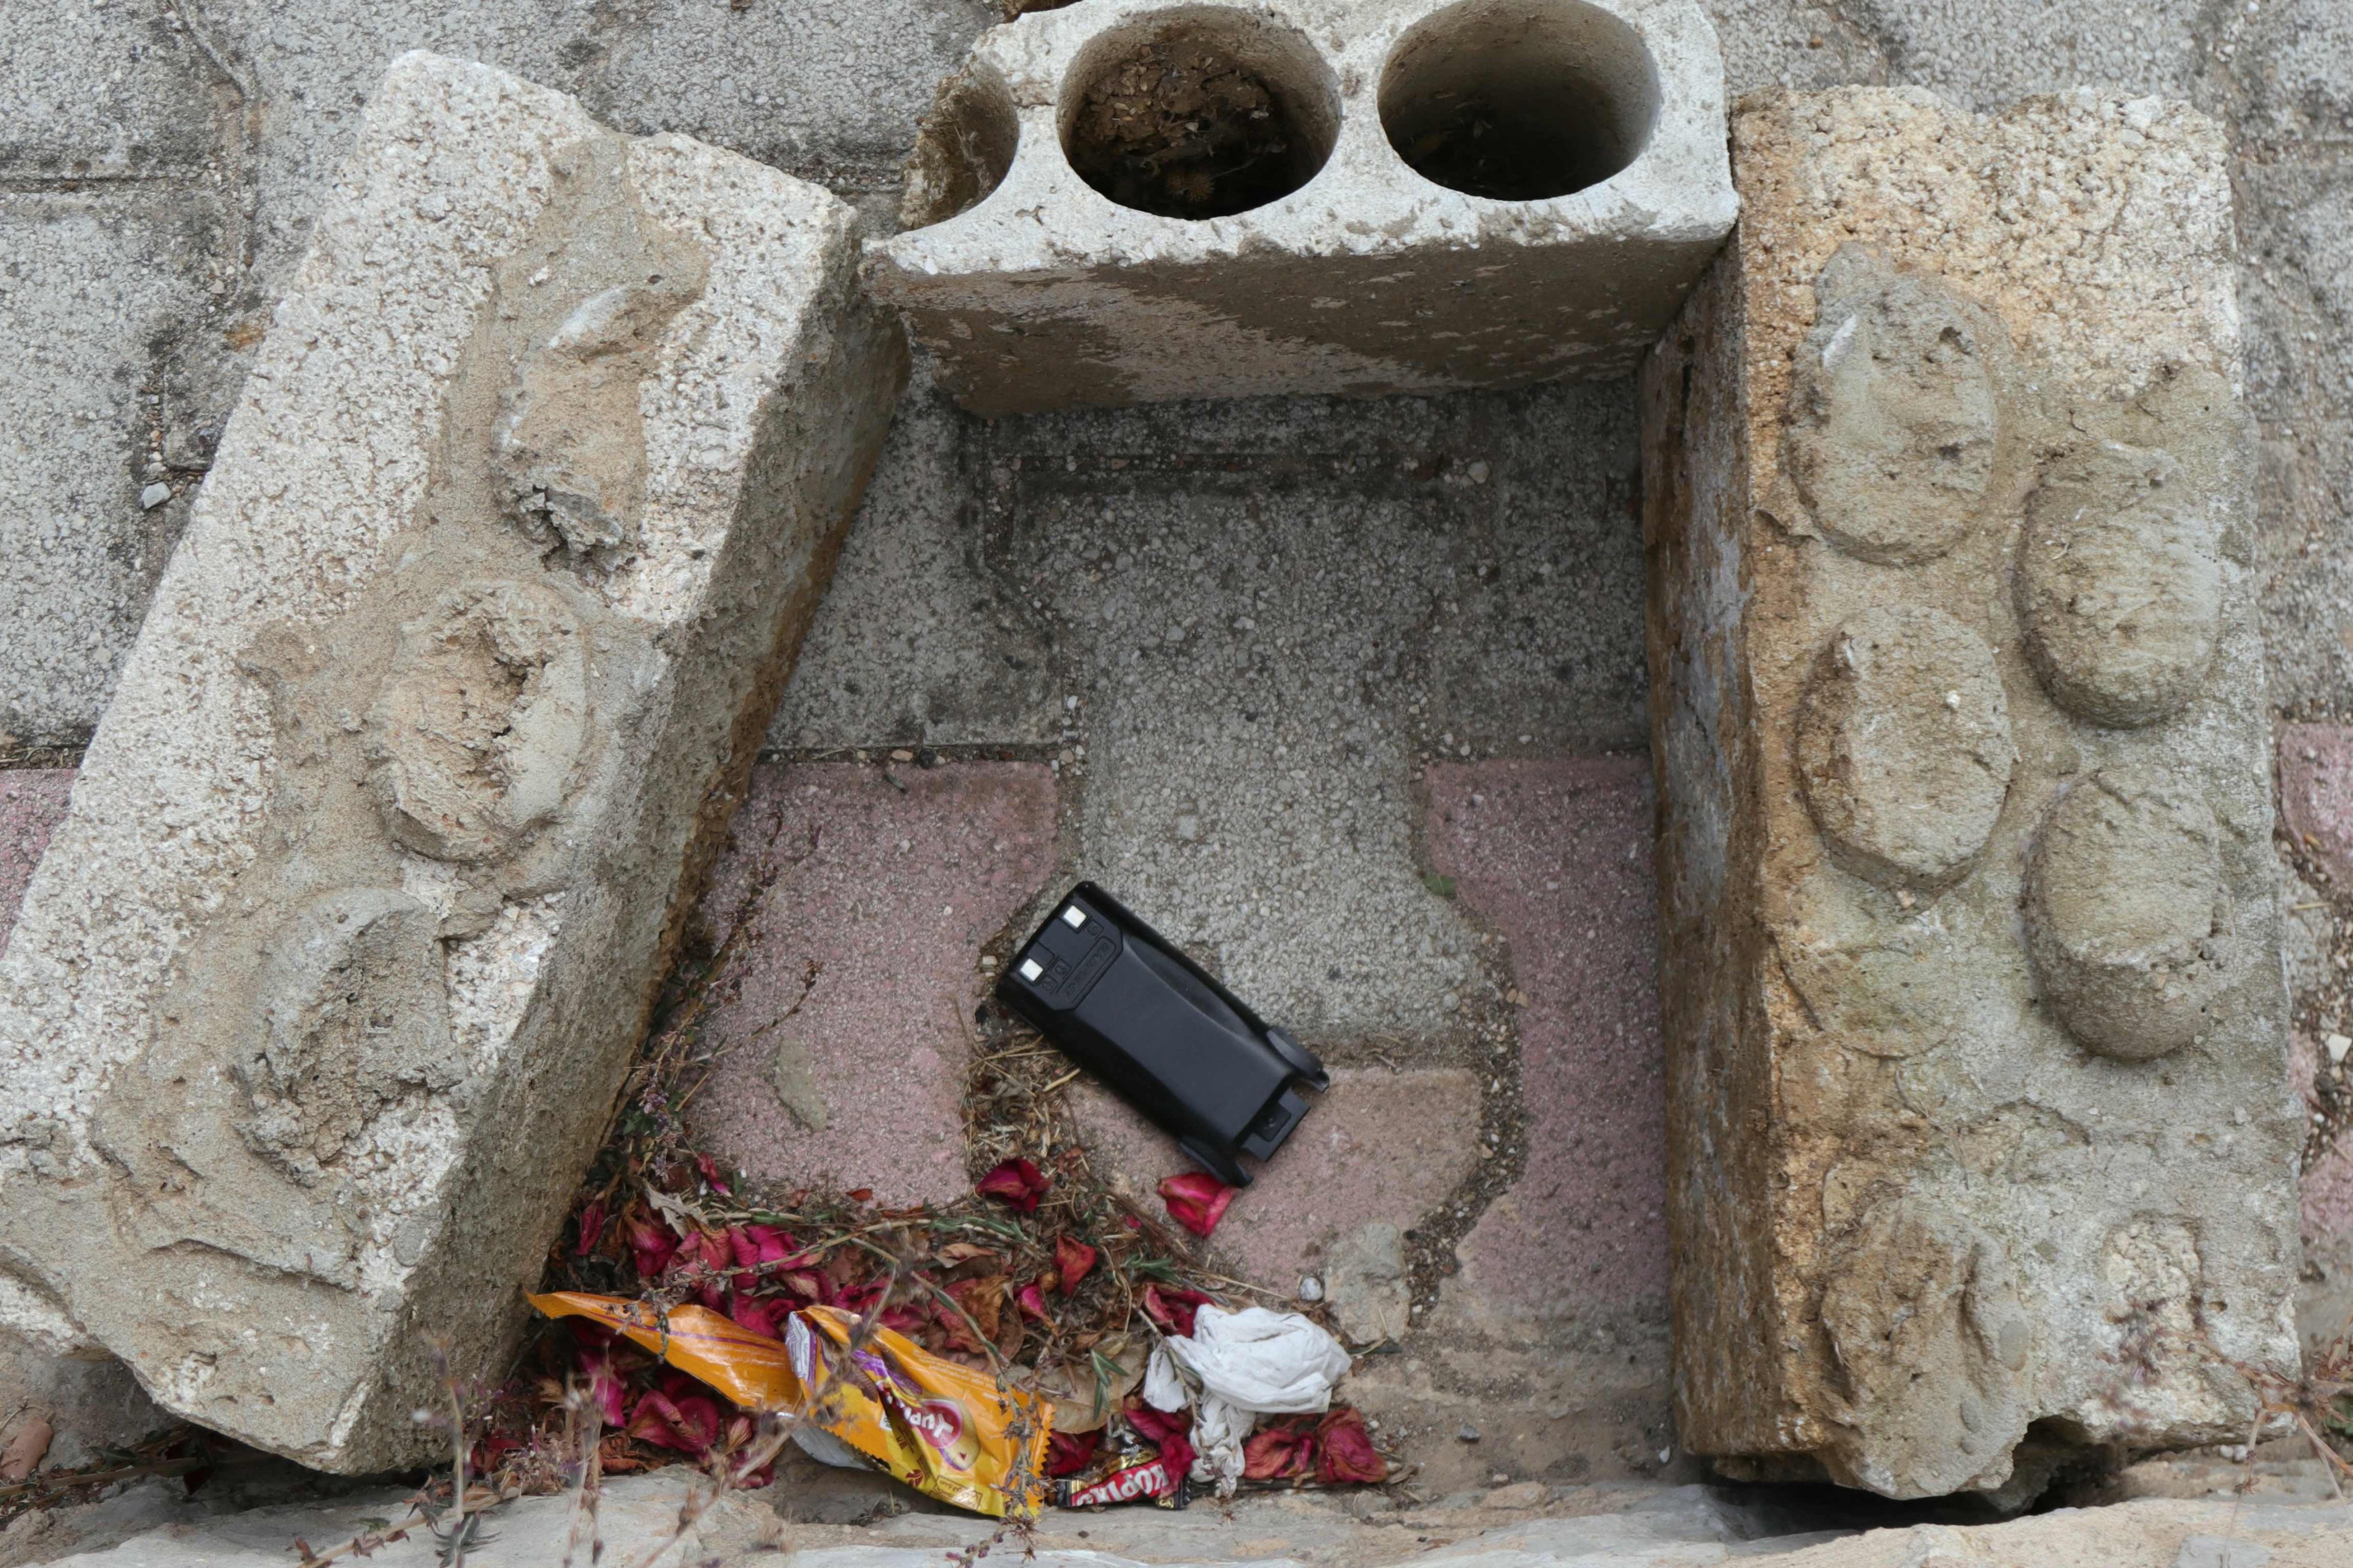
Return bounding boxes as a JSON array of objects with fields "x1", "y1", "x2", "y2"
[
  {"x1": 1298, "y1": 1275, "x2": 1324, "y2": 1301},
  {"x1": 139, "y1": 482, "x2": 171, "y2": 509},
  {"x1": 1458, "y1": 1424, "x2": 1481, "y2": 1443}
]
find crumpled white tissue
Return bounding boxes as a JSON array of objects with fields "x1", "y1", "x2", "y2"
[{"x1": 1143, "y1": 1306, "x2": 1352, "y2": 1495}]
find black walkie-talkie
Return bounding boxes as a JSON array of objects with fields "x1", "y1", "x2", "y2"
[{"x1": 993, "y1": 882, "x2": 1327, "y2": 1188}]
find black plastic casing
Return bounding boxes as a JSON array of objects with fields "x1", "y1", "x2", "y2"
[{"x1": 993, "y1": 882, "x2": 1328, "y2": 1188}]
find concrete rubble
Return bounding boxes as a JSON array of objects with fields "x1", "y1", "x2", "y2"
[
  {"x1": 0, "y1": 52, "x2": 904, "y2": 1472},
  {"x1": 1641, "y1": 87, "x2": 2300, "y2": 1499},
  {"x1": 870, "y1": 0, "x2": 1737, "y2": 412}
]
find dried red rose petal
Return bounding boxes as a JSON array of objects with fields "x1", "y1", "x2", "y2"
[
  {"x1": 1157, "y1": 1172, "x2": 1239, "y2": 1238},
  {"x1": 693, "y1": 1152, "x2": 734, "y2": 1197},
  {"x1": 1016, "y1": 1283, "x2": 1052, "y2": 1322},
  {"x1": 1314, "y1": 1407, "x2": 1387, "y2": 1484},
  {"x1": 622, "y1": 1209, "x2": 678, "y2": 1279},
  {"x1": 575, "y1": 1349, "x2": 628, "y2": 1428},
  {"x1": 727, "y1": 1294, "x2": 786, "y2": 1338},
  {"x1": 727, "y1": 1223, "x2": 800, "y2": 1274},
  {"x1": 573, "y1": 1199, "x2": 607, "y2": 1257},
  {"x1": 628, "y1": 1388, "x2": 723, "y2": 1454},
  {"x1": 1242, "y1": 1416, "x2": 1317, "y2": 1480},
  {"x1": 976, "y1": 1158, "x2": 1050, "y2": 1213},
  {"x1": 1126, "y1": 1403, "x2": 1196, "y2": 1481},
  {"x1": 1140, "y1": 1282, "x2": 1217, "y2": 1338},
  {"x1": 1046, "y1": 1431, "x2": 1099, "y2": 1477},
  {"x1": 1055, "y1": 1235, "x2": 1098, "y2": 1295}
]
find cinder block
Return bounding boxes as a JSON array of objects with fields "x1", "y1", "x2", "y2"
[
  {"x1": 0, "y1": 52, "x2": 905, "y2": 1472},
  {"x1": 1641, "y1": 88, "x2": 2296, "y2": 1499},
  {"x1": 870, "y1": 0, "x2": 1736, "y2": 413}
]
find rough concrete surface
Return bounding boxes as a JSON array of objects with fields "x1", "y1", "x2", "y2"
[
  {"x1": 1642, "y1": 89, "x2": 2297, "y2": 1499},
  {"x1": 874, "y1": 0, "x2": 1738, "y2": 410},
  {"x1": 687, "y1": 760, "x2": 1059, "y2": 1206},
  {"x1": 962, "y1": 382, "x2": 1648, "y2": 1041},
  {"x1": 22, "y1": 1472, "x2": 2353, "y2": 1568},
  {"x1": 0, "y1": 191, "x2": 226, "y2": 747},
  {"x1": 0, "y1": 52, "x2": 904, "y2": 1472}
]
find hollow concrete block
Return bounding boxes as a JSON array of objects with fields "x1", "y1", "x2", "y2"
[
  {"x1": 870, "y1": 0, "x2": 1737, "y2": 414},
  {"x1": 1640, "y1": 88, "x2": 2297, "y2": 1500},
  {"x1": 0, "y1": 52, "x2": 905, "y2": 1472}
]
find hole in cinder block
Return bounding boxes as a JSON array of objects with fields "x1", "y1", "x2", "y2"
[
  {"x1": 1379, "y1": 0, "x2": 1660, "y2": 202},
  {"x1": 1059, "y1": 7, "x2": 1340, "y2": 221},
  {"x1": 902, "y1": 61, "x2": 1023, "y2": 229}
]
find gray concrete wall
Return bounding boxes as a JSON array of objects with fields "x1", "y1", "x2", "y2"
[{"x1": 3, "y1": 0, "x2": 2344, "y2": 755}]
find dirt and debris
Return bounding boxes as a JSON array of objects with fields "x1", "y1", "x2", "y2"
[
  {"x1": 1382, "y1": 90, "x2": 1627, "y2": 203},
  {"x1": 462, "y1": 939, "x2": 1391, "y2": 1514},
  {"x1": 1064, "y1": 39, "x2": 1317, "y2": 220}
]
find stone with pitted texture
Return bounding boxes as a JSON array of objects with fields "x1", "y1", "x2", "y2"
[
  {"x1": 1795, "y1": 604, "x2": 2015, "y2": 892},
  {"x1": 1640, "y1": 88, "x2": 2294, "y2": 1499},
  {"x1": 0, "y1": 52, "x2": 904, "y2": 1473}
]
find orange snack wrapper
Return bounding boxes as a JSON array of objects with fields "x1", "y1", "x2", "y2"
[{"x1": 529, "y1": 1291, "x2": 1051, "y2": 1519}]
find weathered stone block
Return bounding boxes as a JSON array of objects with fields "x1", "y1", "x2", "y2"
[
  {"x1": 0, "y1": 52, "x2": 905, "y2": 1472},
  {"x1": 1641, "y1": 88, "x2": 2297, "y2": 1499},
  {"x1": 869, "y1": 0, "x2": 1736, "y2": 413}
]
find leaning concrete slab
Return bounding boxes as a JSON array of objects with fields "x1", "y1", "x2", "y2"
[
  {"x1": 0, "y1": 52, "x2": 905, "y2": 1472},
  {"x1": 870, "y1": 0, "x2": 1736, "y2": 413},
  {"x1": 1641, "y1": 88, "x2": 2297, "y2": 1499}
]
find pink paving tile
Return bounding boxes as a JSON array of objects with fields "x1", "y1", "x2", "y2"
[
  {"x1": 1424, "y1": 756, "x2": 1668, "y2": 1315},
  {"x1": 0, "y1": 770, "x2": 74, "y2": 955},
  {"x1": 685, "y1": 761, "x2": 1059, "y2": 1207},
  {"x1": 2282, "y1": 723, "x2": 2353, "y2": 891},
  {"x1": 2306, "y1": 1137, "x2": 2353, "y2": 1253},
  {"x1": 1067, "y1": 1067, "x2": 1482, "y2": 1285}
]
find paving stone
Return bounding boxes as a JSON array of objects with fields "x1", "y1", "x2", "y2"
[
  {"x1": 873, "y1": 0, "x2": 1736, "y2": 411},
  {"x1": 1424, "y1": 758, "x2": 1667, "y2": 1318},
  {"x1": 0, "y1": 190, "x2": 227, "y2": 746},
  {"x1": 978, "y1": 384, "x2": 1648, "y2": 1042},
  {"x1": 2229, "y1": 0, "x2": 2353, "y2": 142},
  {"x1": 686, "y1": 760, "x2": 1059, "y2": 1207},
  {"x1": 0, "y1": 53, "x2": 904, "y2": 1472},
  {"x1": 0, "y1": 0, "x2": 233, "y2": 177},
  {"x1": 1822, "y1": 0, "x2": 2209, "y2": 111},
  {"x1": 1067, "y1": 1066, "x2": 1483, "y2": 1307},
  {"x1": 0, "y1": 771, "x2": 74, "y2": 946},
  {"x1": 2280, "y1": 724, "x2": 2353, "y2": 891},
  {"x1": 1641, "y1": 88, "x2": 2297, "y2": 1499},
  {"x1": 587, "y1": 0, "x2": 998, "y2": 196},
  {"x1": 766, "y1": 381, "x2": 1062, "y2": 751}
]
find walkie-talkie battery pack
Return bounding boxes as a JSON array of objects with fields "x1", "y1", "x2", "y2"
[{"x1": 993, "y1": 882, "x2": 1327, "y2": 1188}]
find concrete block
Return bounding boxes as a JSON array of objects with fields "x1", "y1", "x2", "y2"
[
  {"x1": 1640, "y1": 88, "x2": 2297, "y2": 1499},
  {"x1": 869, "y1": 0, "x2": 1737, "y2": 413},
  {"x1": 0, "y1": 52, "x2": 904, "y2": 1472}
]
